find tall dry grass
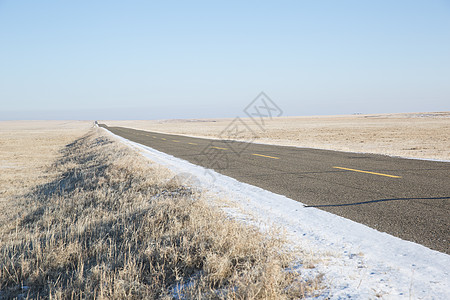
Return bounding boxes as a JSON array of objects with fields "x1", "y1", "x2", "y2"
[{"x1": 1, "y1": 128, "x2": 312, "y2": 299}]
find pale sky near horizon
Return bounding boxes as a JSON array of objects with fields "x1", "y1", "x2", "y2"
[{"x1": 0, "y1": 0, "x2": 449, "y2": 120}]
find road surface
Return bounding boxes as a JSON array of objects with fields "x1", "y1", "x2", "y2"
[{"x1": 100, "y1": 124, "x2": 450, "y2": 254}]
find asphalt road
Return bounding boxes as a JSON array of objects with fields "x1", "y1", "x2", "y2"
[{"x1": 100, "y1": 124, "x2": 450, "y2": 254}]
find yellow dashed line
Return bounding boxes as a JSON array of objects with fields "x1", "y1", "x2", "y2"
[
  {"x1": 252, "y1": 153, "x2": 280, "y2": 159},
  {"x1": 172, "y1": 140, "x2": 180, "y2": 142},
  {"x1": 161, "y1": 138, "x2": 167, "y2": 140},
  {"x1": 211, "y1": 146, "x2": 227, "y2": 150},
  {"x1": 188, "y1": 142, "x2": 198, "y2": 145},
  {"x1": 333, "y1": 166, "x2": 402, "y2": 178}
]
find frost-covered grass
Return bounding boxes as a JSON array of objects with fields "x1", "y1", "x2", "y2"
[
  {"x1": 0, "y1": 121, "x2": 91, "y2": 224},
  {"x1": 0, "y1": 128, "x2": 314, "y2": 299}
]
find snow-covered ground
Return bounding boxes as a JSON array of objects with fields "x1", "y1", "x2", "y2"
[{"x1": 103, "y1": 128, "x2": 450, "y2": 299}]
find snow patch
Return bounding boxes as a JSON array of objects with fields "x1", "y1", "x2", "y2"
[{"x1": 102, "y1": 128, "x2": 450, "y2": 299}]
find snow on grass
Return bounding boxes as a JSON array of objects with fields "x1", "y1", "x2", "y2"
[{"x1": 103, "y1": 128, "x2": 450, "y2": 299}]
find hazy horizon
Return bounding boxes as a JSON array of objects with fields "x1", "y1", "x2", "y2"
[{"x1": 1, "y1": 109, "x2": 449, "y2": 122}]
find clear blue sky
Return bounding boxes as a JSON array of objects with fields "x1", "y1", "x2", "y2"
[{"x1": 1, "y1": 0, "x2": 449, "y2": 120}]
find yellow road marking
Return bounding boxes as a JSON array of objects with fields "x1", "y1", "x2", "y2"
[
  {"x1": 333, "y1": 166, "x2": 402, "y2": 178},
  {"x1": 211, "y1": 146, "x2": 227, "y2": 150},
  {"x1": 188, "y1": 142, "x2": 198, "y2": 145},
  {"x1": 152, "y1": 136, "x2": 157, "y2": 138},
  {"x1": 161, "y1": 138, "x2": 167, "y2": 140},
  {"x1": 172, "y1": 140, "x2": 180, "y2": 142},
  {"x1": 252, "y1": 153, "x2": 280, "y2": 159}
]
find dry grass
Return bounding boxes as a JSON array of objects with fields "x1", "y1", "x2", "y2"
[
  {"x1": 103, "y1": 112, "x2": 450, "y2": 160},
  {"x1": 0, "y1": 123, "x2": 312, "y2": 299},
  {"x1": 0, "y1": 121, "x2": 92, "y2": 226}
]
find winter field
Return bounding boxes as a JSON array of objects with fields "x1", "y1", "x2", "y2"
[
  {"x1": 1, "y1": 120, "x2": 449, "y2": 299},
  {"x1": 103, "y1": 112, "x2": 450, "y2": 161},
  {"x1": 0, "y1": 121, "x2": 316, "y2": 298}
]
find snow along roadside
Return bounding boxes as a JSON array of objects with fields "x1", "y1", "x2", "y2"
[{"x1": 101, "y1": 127, "x2": 450, "y2": 299}]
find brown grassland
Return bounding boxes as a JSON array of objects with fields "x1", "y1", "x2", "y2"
[
  {"x1": 0, "y1": 121, "x2": 314, "y2": 299},
  {"x1": 103, "y1": 112, "x2": 450, "y2": 161}
]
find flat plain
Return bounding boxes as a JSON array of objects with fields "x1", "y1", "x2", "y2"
[
  {"x1": 0, "y1": 121, "x2": 310, "y2": 298},
  {"x1": 2, "y1": 117, "x2": 448, "y2": 298},
  {"x1": 103, "y1": 112, "x2": 450, "y2": 161},
  {"x1": 0, "y1": 120, "x2": 91, "y2": 224}
]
